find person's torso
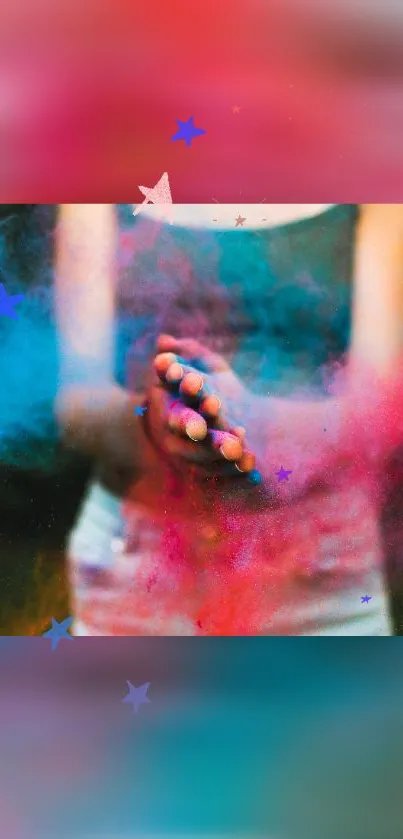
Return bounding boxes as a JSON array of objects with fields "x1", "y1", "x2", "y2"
[
  {"x1": 115, "y1": 203, "x2": 359, "y2": 397},
  {"x1": 70, "y1": 204, "x2": 394, "y2": 635}
]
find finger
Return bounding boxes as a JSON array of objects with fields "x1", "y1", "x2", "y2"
[
  {"x1": 168, "y1": 403, "x2": 208, "y2": 441},
  {"x1": 154, "y1": 344, "x2": 211, "y2": 377},
  {"x1": 156, "y1": 357, "x2": 213, "y2": 406},
  {"x1": 156, "y1": 334, "x2": 180, "y2": 354},
  {"x1": 199, "y1": 396, "x2": 235, "y2": 434},
  {"x1": 163, "y1": 360, "x2": 203, "y2": 392},
  {"x1": 165, "y1": 360, "x2": 187, "y2": 385},
  {"x1": 199, "y1": 394, "x2": 221, "y2": 420},
  {"x1": 162, "y1": 431, "x2": 256, "y2": 479},
  {"x1": 231, "y1": 425, "x2": 247, "y2": 441},
  {"x1": 154, "y1": 352, "x2": 179, "y2": 379},
  {"x1": 234, "y1": 450, "x2": 256, "y2": 473},
  {"x1": 179, "y1": 371, "x2": 205, "y2": 398},
  {"x1": 154, "y1": 353, "x2": 195, "y2": 383},
  {"x1": 208, "y1": 429, "x2": 243, "y2": 462},
  {"x1": 165, "y1": 362, "x2": 209, "y2": 402},
  {"x1": 156, "y1": 357, "x2": 190, "y2": 386},
  {"x1": 167, "y1": 400, "x2": 237, "y2": 454}
]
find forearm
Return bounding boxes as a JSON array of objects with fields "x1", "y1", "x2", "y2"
[
  {"x1": 55, "y1": 382, "x2": 137, "y2": 457},
  {"x1": 251, "y1": 366, "x2": 403, "y2": 500},
  {"x1": 250, "y1": 393, "x2": 348, "y2": 499},
  {"x1": 55, "y1": 204, "x2": 117, "y2": 387},
  {"x1": 252, "y1": 204, "x2": 403, "y2": 500},
  {"x1": 54, "y1": 204, "x2": 146, "y2": 460}
]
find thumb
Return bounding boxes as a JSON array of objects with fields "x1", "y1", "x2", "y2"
[{"x1": 156, "y1": 334, "x2": 179, "y2": 354}]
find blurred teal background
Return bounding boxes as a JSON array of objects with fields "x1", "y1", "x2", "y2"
[{"x1": 1, "y1": 638, "x2": 402, "y2": 839}]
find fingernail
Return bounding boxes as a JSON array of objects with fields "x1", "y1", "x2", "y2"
[
  {"x1": 235, "y1": 451, "x2": 256, "y2": 473},
  {"x1": 167, "y1": 363, "x2": 184, "y2": 382},
  {"x1": 186, "y1": 420, "x2": 207, "y2": 441},
  {"x1": 181, "y1": 372, "x2": 204, "y2": 395},
  {"x1": 215, "y1": 433, "x2": 242, "y2": 461},
  {"x1": 219, "y1": 444, "x2": 232, "y2": 461},
  {"x1": 155, "y1": 352, "x2": 177, "y2": 371}
]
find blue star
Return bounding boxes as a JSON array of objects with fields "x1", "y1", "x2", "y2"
[
  {"x1": 0, "y1": 284, "x2": 24, "y2": 318},
  {"x1": 276, "y1": 466, "x2": 293, "y2": 482},
  {"x1": 171, "y1": 116, "x2": 206, "y2": 147},
  {"x1": 42, "y1": 617, "x2": 74, "y2": 650},
  {"x1": 122, "y1": 681, "x2": 151, "y2": 714},
  {"x1": 247, "y1": 469, "x2": 262, "y2": 485},
  {"x1": 134, "y1": 405, "x2": 147, "y2": 416},
  {"x1": 361, "y1": 595, "x2": 372, "y2": 604}
]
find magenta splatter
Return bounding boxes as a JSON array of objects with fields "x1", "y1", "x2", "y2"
[{"x1": 146, "y1": 574, "x2": 158, "y2": 593}]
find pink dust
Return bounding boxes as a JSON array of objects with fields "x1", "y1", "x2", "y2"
[
  {"x1": 125, "y1": 352, "x2": 403, "y2": 634},
  {"x1": 117, "y1": 222, "x2": 403, "y2": 636}
]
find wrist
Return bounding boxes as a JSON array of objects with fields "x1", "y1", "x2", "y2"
[{"x1": 56, "y1": 383, "x2": 137, "y2": 456}]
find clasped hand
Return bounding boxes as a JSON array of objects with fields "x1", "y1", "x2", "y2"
[{"x1": 145, "y1": 334, "x2": 259, "y2": 482}]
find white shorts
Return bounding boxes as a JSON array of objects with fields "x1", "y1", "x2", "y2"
[{"x1": 68, "y1": 481, "x2": 394, "y2": 637}]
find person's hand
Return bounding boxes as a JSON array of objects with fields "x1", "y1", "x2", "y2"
[
  {"x1": 54, "y1": 375, "x2": 247, "y2": 501},
  {"x1": 148, "y1": 334, "x2": 260, "y2": 480},
  {"x1": 144, "y1": 372, "x2": 250, "y2": 478}
]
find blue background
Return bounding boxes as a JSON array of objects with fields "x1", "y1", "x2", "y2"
[{"x1": 0, "y1": 638, "x2": 402, "y2": 839}]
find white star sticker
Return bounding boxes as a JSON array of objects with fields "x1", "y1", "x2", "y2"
[{"x1": 133, "y1": 172, "x2": 173, "y2": 223}]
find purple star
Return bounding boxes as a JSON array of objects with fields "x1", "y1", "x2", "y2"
[
  {"x1": 122, "y1": 681, "x2": 151, "y2": 714},
  {"x1": 42, "y1": 617, "x2": 74, "y2": 650},
  {"x1": 171, "y1": 117, "x2": 206, "y2": 147},
  {"x1": 276, "y1": 466, "x2": 293, "y2": 482},
  {"x1": 0, "y1": 284, "x2": 24, "y2": 318},
  {"x1": 361, "y1": 595, "x2": 372, "y2": 604}
]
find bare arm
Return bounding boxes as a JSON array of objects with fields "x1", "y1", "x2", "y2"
[
  {"x1": 54, "y1": 204, "x2": 219, "y2": 496},
  {"x1": 54, "y1": 204, "x2": 140, "y2": 462},
  {"x1": 252, "y1": 204, "x2": 403, "y2": 497},
  {"x1": 55, "y1": 204, "x2": 117, "y2": 386}
]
